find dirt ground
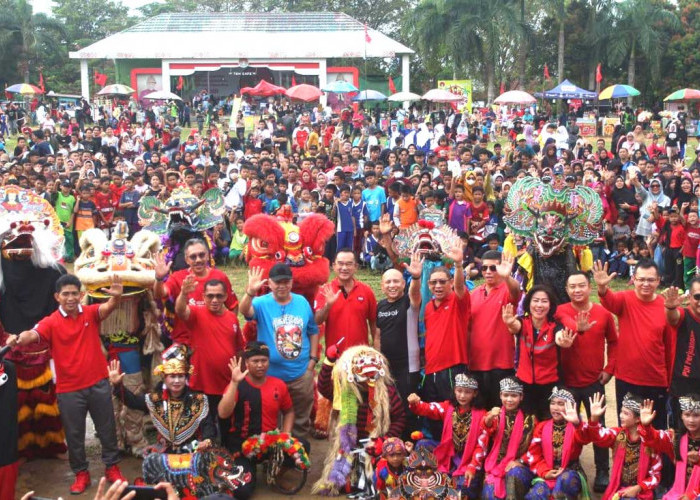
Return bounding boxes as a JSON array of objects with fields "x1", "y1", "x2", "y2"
[{"x1": 16, "y1": 381, "x2": 620, "y2": 499}]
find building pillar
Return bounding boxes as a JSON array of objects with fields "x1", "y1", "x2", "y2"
[
  {"x1": 161, "y1": 60, "x2": 171, "y2": 93},
  {"x1": 401, "y1": 54, "x2": 410, "y2": 93},
  {"x1": 80, "y1": 59, "x2": 90, "y2": 100},
  {"x1": 318, "y1": 59, "x2": 327, "y2": 108}
]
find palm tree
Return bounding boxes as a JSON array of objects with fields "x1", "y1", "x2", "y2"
[
  {"x1": 0, "y1": 0, "x2": 66, "y2": 83},
  {"x1": 607, "y1": 0, "x2": 680, "y2": 96}
]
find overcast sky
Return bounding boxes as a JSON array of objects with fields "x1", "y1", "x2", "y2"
[{"x1": 30, "y1": 0, "x2": 156, "y2": 15}]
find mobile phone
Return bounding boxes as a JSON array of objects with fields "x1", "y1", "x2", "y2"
[{"x1": 121, "y1": 486, "x2": 168, "y2": 500}]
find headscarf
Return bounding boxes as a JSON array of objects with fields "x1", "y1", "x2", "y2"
[{"x1": 611, "y1": 176, "x2": 637, "y2": 208}]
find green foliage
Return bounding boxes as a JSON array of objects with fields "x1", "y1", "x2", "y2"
[{"x1": 664, "y1": 0, "x2": 700, "y2": 92}]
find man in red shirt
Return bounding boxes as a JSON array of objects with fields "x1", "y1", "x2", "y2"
[
  {"x1": 175, "y1": 275, "x2": 245, "y2": 435},
  {"x1": 6, "y1": 274, "x2": 126, "y2": 494},
  {"x1": 422, "y1": 243, "x2": 470, "y2": 440},
  {"x1": 218, "y1": 342, "x2": 295, "y2": 498},
  {"x1": 468, "y1": 250, "x2": 520, "y2": 408},
  {"x1": 555, "y1": 271, "x2": 618, "y2": 492},
  {"x1": 154, "y1": 239, "x2": 238, "y2": 345},
  {"x1": 593, "y1": 259, "x2": 673, "y2": 432},
  {"x1": 315, "y1": 249, "x2": 378, "y2": 349}
]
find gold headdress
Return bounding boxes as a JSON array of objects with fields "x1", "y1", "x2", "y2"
[{"x1": 153, "y1": 344, "x2": 193, "y2": 376}]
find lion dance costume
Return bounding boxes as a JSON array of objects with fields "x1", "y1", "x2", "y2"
[
  {"x1": 75, "y1": 220, "x2": 163, "y2": 455},
  {"x1": 0, "y1": 186, "x2": 66, "y2": 458},
  {"x1": 313, "y1": 346, "x2": 406, "y2": 496},
  {"x1": 503, "y1": 176, "x2": 603, "y2": 303}
]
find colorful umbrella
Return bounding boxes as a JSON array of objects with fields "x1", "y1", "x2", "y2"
[
  {"x1": 422, "y1": 89, "x2": 463, "y2": 102},
  {"x1": 285, "y1": 84, "x2": 322, "y2": 102},
  {"x1": 5, "y1": 83, "x2": 43, "y2": 95},
  {"x1": 240, "y1": 80, "x2": 286, "y2": 97},
  {"x1": 97, "y1": 84, "x2": 135, "y2": 96},
  {"x1": 387, "y1": 91, "x2": 421, "y2": 102},
  {"x1": 352, "y1": 90, "x2": 387, "y2": 102},
  {"x1": 321, "y1": 80, "x2": 358, "y2": 93},
  {"x1": 663, "y1": 88, "x2": 700, "y2": 101},
  {"x1": 494, "y1": 90, "x2": 537, "y2": 104},
  {"x1": 598, "y1": 85, "x2": 640, "y2": 100}
]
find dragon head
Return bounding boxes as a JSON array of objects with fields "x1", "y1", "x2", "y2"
[
  {"x1": 138, "y1": 185, "x2": 225, "y2": 235},
  {"x1": 0, "y1": 186, "x2": 64, "y2": 262},
  {"x1": 338, "y1": 345, "x2": 389, "y2": 385},
  {"x1": 530, "y1": 201, "x2": 574, "y2": 258},
  {"x1": 75, "y1": 221, "x2": 161, "y2": 297},
  {"x1": 393, "y1": 219, "x2": 459, "y2": 263},
  {"x1": 207, "y1": 449, "x2": 252, "y2": 494}
]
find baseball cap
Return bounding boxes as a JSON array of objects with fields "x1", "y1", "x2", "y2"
[
  {"x1": 516, "y1": 134, "x2": 525, "y2": 142},
  {"x1": 553, "y1": 165, "x2": 564, "y2": 176},
  {"x1": 269, "y1": 263, "x2": 293, "y2": 282}
]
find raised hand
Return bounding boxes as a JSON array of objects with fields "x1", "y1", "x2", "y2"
[
  {"x1": 501, "y1": 303, "x2": 518, "y2": 328},
  {"x1": 575, "y1": 311, "x2": 597, "y2": 332},
  {"x1": 107, "y1": 359, "x2": 125, "y2": 385},
  {"x1": 181, "y1": 274, "x2": 197, "y2": 296},
  {"x1": 446, "y1": 242, "x2": 463, "y2": 264},
  {"x1": 640, "y1": 399, "x2": 656, "y2": 427},
  {"x1": 228, "y1": 356, "x2": 249, "y2": 384},
  {"x1": 562, "y1": 400, "x2": 580, "y2": 426},
  {"x1": 592, "y1": 260, "x2": 616, "y2": 288},
  {"x1": 496, "y1": 252, "x2": 515, "y2": 278},
  {"x1": 407, "y1": 393, "x2": 421, "y2": 405},
  {"x1": 155, "y1": 252, "x2": 172, "y2": 280},
  {"x1": 379, "y1": 213, "x2": 394, "y2": 236},
  {"x1": 662, "y1": 286, "x2": 683, "y2": 310},
  {"x1": 403, "y1": 251, "x2": 425, "y2": 279},
  {"x1": 246, "y1": 267, "x2": 268, "y2": 294},
  {"x1": 589, "y1": 393, "x2": 607, "y2": 422},
  {"x1": 556, "y1": 328, "x2": 577, "y2": 348},
  {"x1": 101, "y1": 275, "x2": 123, "y2": 298},
  {"x1": 319, "y1": 283, "x2": 342, "y2": 307}
]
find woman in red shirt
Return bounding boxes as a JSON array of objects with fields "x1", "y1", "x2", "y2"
[{"x1": 501, "y1": 285, "x2": 576, "y2": 420}]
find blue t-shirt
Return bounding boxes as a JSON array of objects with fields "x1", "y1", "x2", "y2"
[
  {"x1": 362, "y1": 186, "x2": 387, "y2": 222},
  {"x1": 251, "y1": 293, "x2": 319, "y2": 381},
  {"x1": 337, "y1": 200, "x2": 353, "y2": 233}
]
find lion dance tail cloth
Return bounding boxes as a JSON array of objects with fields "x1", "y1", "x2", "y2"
[{"x1": 0, "y1": 186, "x2": 67, "y2": 458}]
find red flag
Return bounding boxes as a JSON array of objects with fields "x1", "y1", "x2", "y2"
[
  {"x1": 93, "y1": 70, "x2": 107, "y2": 86},
  {"x1": 176, "y1": 76, "x2": 184, "y2": 91},
  {"x1": 388, "y1": 76, "x2": 396, "y2": 94},
  {"x1": 39, "y1": 72, "x2": 45, "y2": 93},
  {"x1": 595, "y1": 63, "x2": 603, "y2": 84},
  {"x1": 499, "y1": 81, "x2": 505, "y2": 94},
  {"x1": 292, "y1": 74, "x2": 297, "y2": 86},
  {"x1": 364, "y1": 23, "x2": 372, "y2": 43},
  {"x1": 544, "y1": 63, "x2": 551, "y2": 81}
]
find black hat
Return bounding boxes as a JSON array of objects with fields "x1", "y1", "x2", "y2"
[
  {"x1": 269, "y1": 263, "x2": 293, "y2": 282},
  {"x1": 244, "y1": 341, "x2": 270, "y2": 359}
]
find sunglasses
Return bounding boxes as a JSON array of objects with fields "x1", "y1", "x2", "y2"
[
  {"x1": 693, "y1": 293, "x2": 700, "y2": 301},
  {"x1": 204, "y1": 293, "x2": 225, "y2": 300},
  {"x1": 428, "y1": 279, "x2": 450, "y2": 286},
  {"x1": 483, "y1": 265, "x2": 498, "y2": 272},
  {"x1": 187, "y1": 252, "x2": 208, "y2": 260}
]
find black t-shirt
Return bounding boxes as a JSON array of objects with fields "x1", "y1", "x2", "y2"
[
  {"x1": 376, "y1": 294, "x2": 419, "y2": 373},
  {"x1": 0, "y1": 360, "x2": 18, "y2": 466},
  {"x1": 672, "y1": 309, "x2": 700, "y2": 395},
  {"x1": 273, "y1": 129, "x2": 288, "y2": 153}
]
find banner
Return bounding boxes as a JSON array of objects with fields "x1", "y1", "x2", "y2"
[
  {"x1": 437, "y1": 80, "x2": 472, "y2": 112},
  {"x1": 576, "y1": 118, "x2": 596, "y2": 137},
  {"x1": 602, "y1": 117, "x2": 620, "y2": 137}
]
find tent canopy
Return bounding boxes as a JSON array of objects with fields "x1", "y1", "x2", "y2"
[{"x1": 536, "y1": 79, "x2": 597, "y2": 99}]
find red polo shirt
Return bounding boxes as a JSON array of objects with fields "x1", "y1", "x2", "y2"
[
  {"x1": 34, "y1": 304, "x2": 108, "y2": 393},
  {"x1": 469, "y1": 281, "x2": 519, "y2": 371},
  {"x1": 166, "y1": 268, "x2": 238, "y2": 344},
  {"x1": 424, "y1": 291, "x2": 471, "y2": 374},
  {"x1": 186, "y1": 305, "x2": 245, "y2": 395},
  {"x1": 314, "y1": 278, "x2": 377, "y2": 348}
]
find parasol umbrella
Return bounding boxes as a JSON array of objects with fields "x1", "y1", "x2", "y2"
[
  {"x1": 321, "y1": 80, "x2": 358, "y2": 93},
  {"x1": 598, "y1": 84, "x2": 640, "y2": 100},
  {"x1": 387, "y1": 91, "x2": 422, "y2": 102},
  {"x1": 664, "y1": 88, "x2": 700, "y2": 101},
  {"x1": 5, "y1": 83, "x2": 43, "y2": 95},
  {"x1": 422, "y1": 88, "x2": 463, "y2": 102},
  {"x1": 352, "y1": 90, "x2": 387, "y2": 102},
  {"x1": 143, "y1": 90, "x2": 182, "y2": 101},
  {"x1": 285, "y1": 84, "x2": 322, "y2": 102},
  {"x1": 240, "y1": 80, "x2": 286, "y2": 97},
  {"x1": 494, "y1": 90, "x2": 537, "y2": 104},
  {"x1": 97, "y1": 84, "x2": 135, "y2": 96}
]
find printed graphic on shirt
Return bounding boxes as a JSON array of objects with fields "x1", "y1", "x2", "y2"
[{"x1": 273, "y1": 313, "x2": 304, "y2": 359}]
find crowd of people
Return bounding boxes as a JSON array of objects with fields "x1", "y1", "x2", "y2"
[{"x1": 0, "y1": 93, "x2": 699, "y2": 500}]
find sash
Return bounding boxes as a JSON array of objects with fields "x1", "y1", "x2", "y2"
[{"x1": 484, "y1": 409, "x2": 525, "y2": 498}]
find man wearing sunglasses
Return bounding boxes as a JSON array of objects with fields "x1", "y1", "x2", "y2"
[
  {"x1": 421, "y1": 242, "x2": 471, "y2": 440},
  {"x1": 467, "y1": 250, "x2": 521, "y2": 409},
  {"x1": 154, "y1": 238, "x2": 238, "y2": 345},
  {"x1": 662, "y1": 280, "x2": 700, "y2": 429},
  {"x1": 175, "y1": 274, "x2": 245, "y2": 438}
]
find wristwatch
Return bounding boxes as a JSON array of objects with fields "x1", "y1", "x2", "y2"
[{"x1": 309, "y1": 356, "x2": 319, "y2": 363}]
